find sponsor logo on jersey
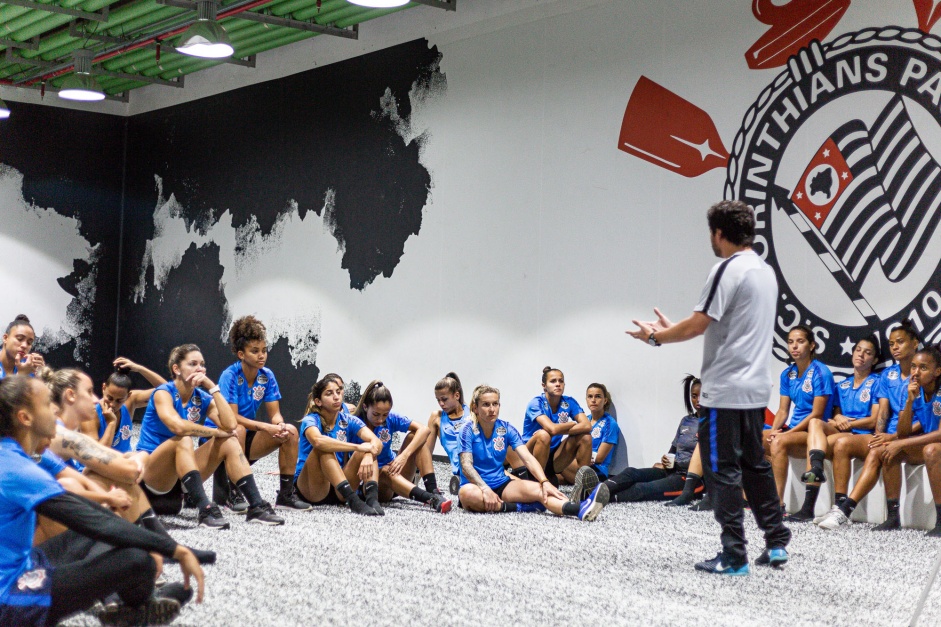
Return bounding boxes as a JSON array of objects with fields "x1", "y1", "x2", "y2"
[
  {"x1": 192, "y1": 393, "x2": 202, "y2": 406},
  {"x1": 257, "y1": 374, "x2": 268, "y2": 385},
  {"x1": 379, "y1": 428, "x2": 391, "y2": 443},
  {"x1": 472, "y1": 423, "x2": 480, "y2": 435},
  {"x1": 840, "y1": 380, "x2": 851, "y2": 389},
  {"x1": 16, "y1": 567, "x2": 47, "y2": 592},
  {"x1": 788, "y1": 370, "x2": 798, "y2": 380},
  {"x1": 339, "y1": 419, "x2": 348, "y2": 429},
  {"x1": 237, "y1": 376, "x2": 245, "y2": 386},
  {"x1": 561, "y1": 401, "x2": 569, "y2": 410},
  {"x1": 493, "y1": 436, "x2": 505, "y2": 452},
  {"x1": 888, "y1": 370, "x2": 899, "y2": 381},
  {"x1": 252, "y1": 385, "x2": 265, "y2": 401},
  {"x1": 496, "y1": 426, "x2": 507, "y2": 436},
  {"x1": 865, "y1": 378, "x2": 875, "y2": 387}
]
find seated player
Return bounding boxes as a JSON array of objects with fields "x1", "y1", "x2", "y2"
[
  {"x1": 294, "y1": 374, "x2": 384, "y2": 516},
  {"x1": 458, "y1": 384, "x2": 608, "y2": 520},
  {"x1": 424, "y1": 372, "x2": 471, "y2": 495},
  {"x1": 560, "y1": 382, "x2": 620, "y2": 484},
  {"x1": 766, "y1": 325, "x2": 834, "y2": 520},
  {"x1": 352, "y1": 380, "x2": 451, "y2": 513},
  {"x1": 0, "y1": 314, "x2": 44, "y2": 379},
  {"x1": 138, "y1": 344, "x2": 284, "y2": 529}
]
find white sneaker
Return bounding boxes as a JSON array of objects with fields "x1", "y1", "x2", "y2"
[
  {"x1": 817, "y1": 508, "x2": 851, "y2": 530},
  {"x1": 814, "y1": 504, "x2": 839, "y2": 525}
]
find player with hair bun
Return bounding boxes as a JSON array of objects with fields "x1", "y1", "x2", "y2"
[
  {"x1": 425, "y1": 372, "x2": 471, "y2": 495},
  {"x1": 0, "y1": 314, "x2": 44, "y2": 378}
]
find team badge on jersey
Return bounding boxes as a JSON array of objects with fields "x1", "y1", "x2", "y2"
[
  {"x1": 16, "y1": 567, "x2": 47, "y2": 592},
  {"x1": 252, "y1": 385, "x2": 265, "y2": 401},
  {"x1": 888, "y1": 370, "x2": 899, "y2": 381},
  {"x1": 559, "y1": 412, "x2": 571, "y2": 423},
  {"x1": 379, "y1": 428, "x2": 391, "y2": 443},
  {"x1": 493, "y1": 436, "x2": 505, "y2": 452},
  {"x1": 860, "y1": 389, "x2": 870, "y2": 403},
  {"x1": 934, "y1": 400, "x2": 941, "y2": 417},
  {"x1": 186, "y1": 406, "x2": 201, "y2": 422},
  {"x1": 801, "y1": 376, "x2": 813, "y2": 394},
  {"x1": 337, "y1": 430, "x2": 347, "y2": 442},
  {"x1": 592, "y1": 426, "x2": 602, "y2": 439},
  {"x1": 496, "y1": 426, "x2": 507, "y2": 436}
]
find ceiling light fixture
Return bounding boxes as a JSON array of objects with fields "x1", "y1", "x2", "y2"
[
  {"x1": 0, "y1": 98, "x2": 10, "y2": 119},
  {"x1": 346, "y1": 0, "x2": 410, "y2": 8},
  {"x1": 176, "y1": 1, "x2": 234, "y2": 59},
  {"x1": 58, "y1": 49, "x2": 106, "y2": 101}
]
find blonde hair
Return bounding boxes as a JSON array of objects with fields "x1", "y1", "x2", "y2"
[
  {"x1": 469, "y1": 384, "x2": 500, "y2": 423},
  {"x1": 42, "y1": 368, "x2": 85, "y2": 405}
]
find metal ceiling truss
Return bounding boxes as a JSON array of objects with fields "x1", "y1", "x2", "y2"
[{"x1": 0, "y1": 0, "x2": 453, "y2": 103}]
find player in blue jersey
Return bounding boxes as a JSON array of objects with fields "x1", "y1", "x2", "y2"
[
  {"x1": 560, "y1": 383, "x2": 620, "y2": 483},
  {"x1": 766, "y1": 326, "x2": 835, "y2": 518},
  {"x1": 0, "y1": 314, "x2": 44, "y2": 379},
  {"x1": 796, "y1": 336, "x2": 880, "y2": 521},
  {"x1": 209, "y1": 316, "x2": 308, "y2": 513},
  {"x1": 424, "y1": 372, "x2": 469, "y2": 495},
  {"x1": 138, "y1": 344, "x2": 284, "y2": 529},
  {"x1": 458, "y1": 384, "x2": 608, "y2": 520},
  {"x1": 352, "y1": 380, "x2": 451, "y2": 514},
  {"x1": 294, "y1": 374, "x2": 384, "y2": 516},
  {"x1": 516, "y1": 366, "x2": 592, "y2": 487},
  {"x1": 819, "y1": 344, "x2": 941, "y2": 533},
  {"x1": 0, "y1": 374, "x2": 205, "y2": 626}
]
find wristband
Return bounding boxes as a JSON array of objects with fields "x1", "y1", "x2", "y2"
[{"x1": 208, "y1": 385, "x2": 221, "y2": 395}]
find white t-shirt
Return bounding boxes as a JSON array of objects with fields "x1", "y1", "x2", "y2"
[{"x1": 694, "y1": 249, "x2": 777, "y2": 409}]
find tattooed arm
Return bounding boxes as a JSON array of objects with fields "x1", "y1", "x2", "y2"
[
  {"x1": 152, "y1": 389, "x2": 233, "y2": 440},
  {"x1": 875, "y1": 398, "x2": 889, "y2": 434},
  {"x1": 51, "y1": 425, "x2": 143, "y2": 484}
]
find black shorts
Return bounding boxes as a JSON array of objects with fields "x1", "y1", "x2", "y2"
[
  {"x1": 544, "y1": 443, "x2": 562, "y2": 474},
  {"x1": 296, "y1": 480, "x2": 343, "y2": 506},
  {"x1": 458, "y1": 479, "x2": 511, "y2": 509},
  {"x1": 244, "y1": 429, "x2": 258, "y2": 460},
  {"x1": 141, "y1": 480, "x2": 184, "y2": 516}
]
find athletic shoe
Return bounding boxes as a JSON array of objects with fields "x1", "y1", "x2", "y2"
[
  {"x1": 516, "y1": 502, "x2": 547, "y2": 513},
  {"x1": 95, "y1": 596, "x2": 181, "y2": 626},
  {"x1": 874, "y1": 516, "x2": 901, "y2": 531},
  {"x1": 428, "y1": 493, "x2": 453, "y2": 514},
  {"x1": 801, "y1": 468, "x2": 826, "y2": 484},
  {"x1": 570, "y1": 466, "x2": 600, "y2": 504},
  {"x1": 155, "y1": 582, "x2": 193, "y2": 606},
  {"x1": 755, "y1": 547, "x2": 788, "y2": 568},
  {"x1": 246, "y1": 502, "x2": 286, "y2": 526},
  {"x1": 349, "y1": 494, "x2": 381, "y2": 516},
  {"x1": 154, "y1": 574, "x2": 166, "y2": 588},
  {"x1": 223, "y1": 485, "x2": 249, "y2": 514},
  {"x1": 814, "y1": 504, "x2": 839, "y2": 525},
  {"x1": 577, "y1": 483, "x2": 609, "y2": 521},
  {"x1": 783, "y1": 510, "x2": 815, "y2": 523},
  {"x1": 276, "y1": 488, "x2": 313, "y2": 511},
  {"x1": 817, "y1": 508, "x2": 851, "y2": 530},
  {"x1": 694, "y1": 552, "x2": 749, "y2": 576},
  {"x1": 449, "y1": 475, "x2": 461, "y2": 495},
  {"x1": 197, "y1": 504, "x2": 230, "y2": 530},
  {"x1": 690, "y1": 495, "x2": 713, "y2": 512},
  {"x1": 927, "y1": 525, "x2": 941, "y2": 538}
]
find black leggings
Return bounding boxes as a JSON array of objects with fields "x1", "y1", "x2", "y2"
[
  {"x1": 45, "y1": 542, "x2": 156, "y2": 624},
  {"x1": 605, "y1": 467, "x2": 686, "y2": 502}
]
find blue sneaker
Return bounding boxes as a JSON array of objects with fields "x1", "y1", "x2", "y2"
[
  {"x1": 694, "y1": 552, "x2": 750, "y2": 576},
  {"x1": 570, "y1": 466, "x2": 600, "y2": 504},
  {"x1": 516, "y1": 502, "x2": 547, "y2": 513},
  {"x1": 577, "y1": 483, "x2": 609, "y2": 521},
  {"x1": 755, "y1": 547, "x2": 788, "y2": 568}
]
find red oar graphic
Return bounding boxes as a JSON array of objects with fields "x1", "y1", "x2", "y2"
[
  {"x1": 746, "y1": 0, "x2": 850, "y2": 70},
  {"x1": 618, "y1": 76, "x2": 729, "y2": 178},
  {"x1": 914, "y1": 0, "x2": 941, "y2": 32}
]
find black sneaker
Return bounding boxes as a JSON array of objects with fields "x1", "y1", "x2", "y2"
[
  {"x1": 694, "y1": 552, "x2": 749, "y2": 576},
  {"x1": 182, "y1": 490, "x2": 200, "y2": 509},
  {"x1": 449, "y1": 475, "x2": 461, "y2": 495},
  {"x1": 155, "y1": 582, "x2": 193, "y2": 606},
  {"x1": 428, "y1": 493, "x2": 453, "y2": 514},
  {"x1": 755, "y1": 547, "x2": 789, "y2": 568},
  {"x1": 689, "y1": 495, "x2": 713, "y2": 512},
  {"x1": 224, "y1": 485, "x2": 249, "y2": 514},
  {"x1": 570, "y1": 466, "x2": 600, "y2": 504},
  {"x1": 95, "y1": 596, "x2": 182, "y2": 626},
  {"x1": 197, "y1": 504, "x2": 230, "y2": 530},
  {"x1": 801, "y1": 468, "x2": 826, "y2": 484},
  {"x1": 246, "y1": 502, "x2": 286, "y2": 526},
  {"x1": 927, "y1": 525, "x2": 941, "y2": 538},
  {"x1": 874, "y1": 515, "x2": 901, "y2": 531},
  {"x1": 276, "y1": 488, "x2": 313, "y2": 511},
  {"x1": 783, "y1": 510, "x2": 815, "y2": 523}
]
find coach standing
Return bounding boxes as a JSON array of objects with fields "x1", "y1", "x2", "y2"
[{"x1": 627, "y1": 200, "x2": 791, "y2": 575}]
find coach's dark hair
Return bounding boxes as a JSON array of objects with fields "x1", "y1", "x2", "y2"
[
  {"x1": 42, "y1": 368, "x2": 85, "y2": 406},
  {"x1": 5, "y1": 314, "x2": 33, "y2": 335},
  {"x1": 353, "y1": 380, "x2": 393, "y2": 418},
  {"x1": 706, "y1": 200, "x2": 755, "y2": 247},
  {"x1": 304, "y1": 373, "x2": 343, "y2": 416},
  {"x1": 229, "y1": 315, "x2": 267, "y2": 356},
  {"x1": 682, "y1": 374, "x2": 702, "y2": 416},
  {"x1": 787, "y1": 325, "x2": 818, "y2": 362},
  {"x1": 892, "y1": 319, "x2": 921, "y2": 344},
  {"x1": 0, "y1": 375, "x2": 37, "y2": 437},
  {"x1": 542, "y1": 366, "x2": 563, "y2": 385},
  {"x1": 587, "y1": 382, "x2": 612, "y2": 412},
  {"x1": 106, "y1": 365, "x2": 133, "y2": 391},
  {"x1": 167, "y1": 344, "x2": 201, "y2": 378},
  {"x1": 435, "y1": 372, "x2": 464, "y2": 405}
]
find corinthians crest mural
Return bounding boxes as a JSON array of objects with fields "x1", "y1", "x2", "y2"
[{"x1": 619, "y1": 0, "x2": 941, "y2": 375}]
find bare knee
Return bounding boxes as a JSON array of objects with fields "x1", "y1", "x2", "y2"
[{"x1": 926, "y1": 444, "x2": 941, "y2": 465}]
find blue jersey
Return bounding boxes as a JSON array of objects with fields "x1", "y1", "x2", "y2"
[
  {"x1": 590, "y1": 413, "x2": 620, "y2": 477},
  {"x1": 439, "y1": 405, "x2": 471, "y2": 475},
  {"x1": 834, "y1": 373, "x2": 880, "y2": 435},
  {"x1": 671, "y1": 414, "x2": 700, "y2": 467},
  {"x1": 779, "y1": 360, "x2": 835, "y2": 428},
  {"x1": 295, "y1": 411, "x2": 367, "y2": 480},
  {"x1": 459, "y1": 419, "x2": 523, "y2": 489},
  {"x1": 207, "y1": 362, "x2": 281, "y2": 429},
  {"x1": 523, "y1": 394, "x2": 584, "y2": 448},
  {"x1": 96, "y1": 404, "x2": 133, "y2": 453},
  {"x1": 0, "y1": 438, "x2": 64, "y2": 608},
  {"x1": 875, "y1": 364, "x2": 910, "y2": 434},
  {"x1": 137, "y1": 383, "x2": 212, "y2": 453},
  {"x1": 36, "y1": 450, "x2": 67, "y2": 477},
  {"x1": 912, "y1": 388, "x2": 941, "y2": 434},
  {"x1": 355, "y1": 412, "x2": 411, "y2": 469}
]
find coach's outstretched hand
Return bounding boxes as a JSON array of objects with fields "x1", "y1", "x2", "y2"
[{"x1": 627, "y1": 307, "x2": 673, "y2": 340}]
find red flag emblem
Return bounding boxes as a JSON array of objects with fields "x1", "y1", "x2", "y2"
[{"x1": 789, "y1": 137, "x2": 853, "y2": 229}]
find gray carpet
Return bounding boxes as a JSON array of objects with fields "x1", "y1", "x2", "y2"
[{"x1": 61, "y1": 455, "x2": 941, "y2": 626}]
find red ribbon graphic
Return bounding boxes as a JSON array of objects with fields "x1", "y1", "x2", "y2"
[
  {"x1": 914, "y1": 0, "x2": 941, "y2": 33},
  {"x1": 746, "y1": 0, "x2": 850, "y2": 70}
]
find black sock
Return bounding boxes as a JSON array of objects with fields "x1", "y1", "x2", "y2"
[
  {"x1": 279, "y1": 474, "x2": 294, "y2": 496},
  {"x1": 562, "y1": 502, "x2": 580, "y2": 517},
  {"x1": 180, "y1": 471, "x2": 211, "y2": 510},
  {"x1": 669, "y1": 472, "x2": 702, "y2": 505},
  {"x1": 363, "y1": 481, "x2": 383, "y2": 513},
  {"x1": 422, "y1": 473, "x2": 438, "y2": 493},
  {"x1": 886, "y1": 498, "x2": 901, "y2": 520},
  {"x1": 835, "y1": 492, "x2": 847, "y2": 507},
  {"x1": 211, "y1": 465, "x2": 230, "y2": 503},
  {"x1": 235, "y1": 475, "x2": 264, "y2": 509},
  {"x1": 498, "y1": 502, "x2": 512, "y2": 512},
  {"x1": 935, "y1": 504, "x2": 941, "y2": 527},
  {"x1": 801, "y1": 484, "x2": 821, "y2": 515},
  {"x1": 809, "y1": 449, "x2": 825, "y2": 474},
  {"x1": 839, "y1": 497, "x2": 858, "y2": 517},
  {"x1": 336, "y1": 480, "x2": 355, "y2": 501},
  {"x1": 409, "y1": 486, "x2": 433, "y2": 504},
  {"x1": 136, "y1": 509, "x2": 170, "y2": 538}
]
